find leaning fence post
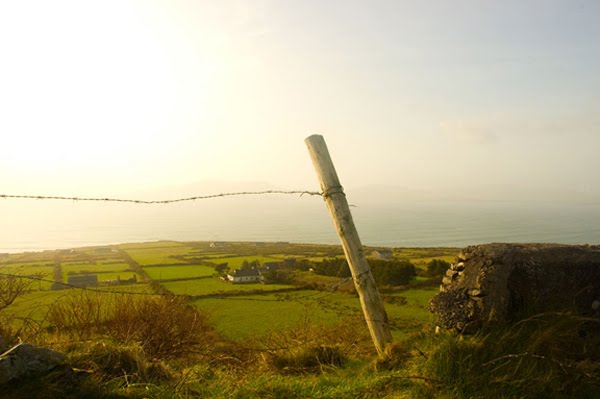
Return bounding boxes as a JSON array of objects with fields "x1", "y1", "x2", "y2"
[{"x1": 305, "y1": 134, "x2": 393, "y2": 356}]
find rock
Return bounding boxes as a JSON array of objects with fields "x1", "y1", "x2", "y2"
[
  {"x1": 430, "y1": 243, "x2": 600, "y2": 333},
  {"x1": 0, "y1": 343, "x2": 66, "y2": 385}
]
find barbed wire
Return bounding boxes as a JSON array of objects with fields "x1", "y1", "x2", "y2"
[{"x1": 0, "y1": 190, "x2": 324, "y2": 204}]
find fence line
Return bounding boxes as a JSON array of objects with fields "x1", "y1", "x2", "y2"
[
  {"x1": 0, "y1": 189, "x2": 323, "y2": 204},
  {"x1": 0, "y1": 272, "x2": 170, "y2": 296},
  {"x1": 0, "y1": 188, "x2": 352, "y2": 300},
  {"x1": 0, "y1": 272, "x2": 353, "y2": 301}
]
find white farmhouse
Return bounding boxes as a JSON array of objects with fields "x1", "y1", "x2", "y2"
[{"x1": 227, "y1": 267, "x2": 261, "y2": 283}]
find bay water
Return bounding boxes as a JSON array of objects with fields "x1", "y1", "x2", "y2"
[{"x1": 1, "y1": 196, "x2": 599, "y2": 253}]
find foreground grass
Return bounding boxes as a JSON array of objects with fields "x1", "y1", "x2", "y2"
[
  {"x1": 4, "y1": 241, "x2": 598, "y2": 398},
  {"x1": 7, "y1": 312, "x2": 598, "y2": 399},
  {"x1": 3, "y1": 291, "x2": 599, "y2": 399}
]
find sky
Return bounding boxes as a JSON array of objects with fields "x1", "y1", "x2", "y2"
[{"x1": 1, "y1": 0, "x2": 599, "y2": 203}]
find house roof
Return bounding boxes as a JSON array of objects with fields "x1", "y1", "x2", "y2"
[{"x1": 230, "y1": 267, "x2": 260, "y2": 277}]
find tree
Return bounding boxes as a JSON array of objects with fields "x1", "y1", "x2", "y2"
[
  {"x1": 214, "y1": 263, "x2": 229, "y2": 274},
  {"x1": 313, "y1": 258, "x2": 352, "y2": 278},
  {"x1": 0, "y1": 274, "x2": 39, "y2": 311},
  {"x1": 426, "y1": 259, "x2": 451, "y2": 278},
  {"x1": 240, "y1": 260, "x2": 259, "y2": 270},
  {"x1": 370, "y1": 260, "x2": 416, "y2": 286},
  {"x1": 0, "y1": 273, "x2": 42, "y2": 342}
]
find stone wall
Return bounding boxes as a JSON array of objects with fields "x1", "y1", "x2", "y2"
[{"x1": 429, "y1": 243, "x2": 600, "y2": 333}]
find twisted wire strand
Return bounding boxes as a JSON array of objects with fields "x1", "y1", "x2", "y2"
[{"x1": 0, "y1": 190, "x2": 323, "y2": 204}]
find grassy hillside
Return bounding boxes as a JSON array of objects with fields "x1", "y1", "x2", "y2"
[{"x1": 2, "y1": 241, "x2": 596, "y2": 398}]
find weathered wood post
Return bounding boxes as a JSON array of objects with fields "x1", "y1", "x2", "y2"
[{"x1": 305, "y1": 134, "x2": 393, "y2": 356}]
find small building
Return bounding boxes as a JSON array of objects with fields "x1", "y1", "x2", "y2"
[
  {"x1": 371, "y1": 250, "x2": 394, "y2": 261},
  {"x1": 227, "y1": 267, "x2": 261, "y2": 284},
  {"x1": 210, "y1": 242, "x2": 227, "y2": 248},
  {"x1": 67, "y1": 274, "x2": 99, "y2": 287}
]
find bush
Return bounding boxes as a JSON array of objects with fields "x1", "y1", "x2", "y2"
[
  {"x1": 425, "y1": 259, "x2": 451, "y2": 278},
  {"x1": 48, "y1": 292, "x2": 216, "y2": 359},
  {"x1": 370, "y1": 259, "x2": 417, "y2": 286},
  {"x1": 108, "y1": 295, "x2": 215, "y2": 358},
  {"x1": 312, "y1": 258, "x2": 352, "y2": 278},
  {"x1": 47, "y1": 291, "x2": 108, "y2": 338}
]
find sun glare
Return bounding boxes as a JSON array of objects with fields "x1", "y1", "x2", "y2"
[{"x1": 1, "y1": 1, "x2": 216, "y2": 169}]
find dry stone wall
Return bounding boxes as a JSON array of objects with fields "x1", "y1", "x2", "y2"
[{"x1": 430, "y1": 243, "x2": 600, "y2": 333}]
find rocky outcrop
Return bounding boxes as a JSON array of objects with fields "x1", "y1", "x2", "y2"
[
  {"x1": 0, "y1": 342, "x2": 66, "y2": 384},
  {"x1": 430, "y1": 243, "x2": 600, "y2": 333}
]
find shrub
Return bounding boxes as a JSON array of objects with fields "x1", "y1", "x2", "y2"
[
  {"x1": 0, "y1": 273, "x2": 41, "y2": 311},
  {"x1": 47, "y1": 291, "x2": 109, "y2": 338},
  {"x1": 425, "y1": 259, "x2": 451, "y2": 278},
  {"x1": 47, "y1": 292, "x2": 216, "y2": 359},
  {"x1": 108, "y1": 295, "x2": 215, "y2": 358},
  {"x1": 312, "y1": 258, "x2": 352, "y2": 278},
  {"x1": 370, "y1": 259, "x2": 417, "y2": 286}
]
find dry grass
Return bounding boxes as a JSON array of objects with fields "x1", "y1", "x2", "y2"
[{"x1": 47, "y1": 291, "x2": 216, "y2": 359}]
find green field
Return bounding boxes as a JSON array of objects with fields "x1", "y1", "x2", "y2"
[
  {"x1": 192, "y1": 291, "x2": 346, "y2": 339},
  {"x1": 62, "y1": 262, "x2": 131, "y2": 274},
  {"x1": 123, "y1": 246, "x2": 195, "y2": 265},
  {"x1": 203, "y1": 255, "x2": 283, "y2": 269},
  {"x1": 5, "y1": 290, "x2": 72, "y2": 321},
  {"x1": 162, "y1": 278, "x2": 293, "y2": 296},
  {"x1": 0, "y1": 264, "x2": 55, "y2": 290},
  {"x1": 117, "y1": 241, "x2": 186, "y2": 250},
  {"x1": 143, "y1": 264, "x2": 215, "y2": 280},
  {"x1": 192, "y1": 288, "x2": 436, "y2": 340},
  {"x1": 2, "y1": 241, "x2": 451, "y2": 343}
]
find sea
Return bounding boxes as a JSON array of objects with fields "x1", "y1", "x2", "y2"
[{"x1": 1, "y1": 196, "x2": 599, "y2": 253}]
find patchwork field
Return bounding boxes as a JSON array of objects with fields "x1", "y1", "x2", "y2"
[
  {"x1": 122, "y1": 245, "x2": 195, "y2": 265},
  {"x1": 202, "y1": 255, "x2": 284, "y2": 269},
  {"x1": 1, "y1": 240, "x2": 458, "y2": 345},
  {"x1": 143, "y1": 264, "x2": 215, "y2": 281},
  {"x1": 162, "y1": 279, "x2": 294, "y2": 296}
]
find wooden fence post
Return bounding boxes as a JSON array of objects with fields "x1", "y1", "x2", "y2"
[{"x1": 305, "y1": 134, "x2": 393, "y2": 356}]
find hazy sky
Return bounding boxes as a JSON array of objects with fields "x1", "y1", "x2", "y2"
[{"x1": 1, "y1": 0, "x2": 599, "y2": 202}]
